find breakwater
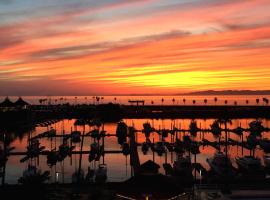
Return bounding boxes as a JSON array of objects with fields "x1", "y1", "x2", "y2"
[{"x1": 1, "y1": 104, "x2": 270, "y2": 129}]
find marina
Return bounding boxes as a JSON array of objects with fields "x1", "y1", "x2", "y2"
[{"x1": 1, "y1": 100, "x2": 270, "y2": 199}]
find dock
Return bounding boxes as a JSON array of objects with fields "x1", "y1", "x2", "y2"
[{"x1": 129, "y1": 127, "x2": 141, "y2": 175}]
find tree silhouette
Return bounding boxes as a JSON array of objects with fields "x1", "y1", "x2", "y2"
[
  {"x1": 214, "y1": 97, "x2": 218, "y2": 105},
  {"x1": 256, "y1": 98, "x2": 260, "y2": 105},
  {"x1": 192, "y1": 100, "x2": 196, "y2": 105},
  {"x1": 263, "y1": 98, "x2": 269, "y2": 105},
  {"x1": 225, "y1": 100, "x2": 228, "y2": 105},
  {"x1": 183, "y1": 98, "x2": 186, "y2": 105},
  {"x1": 204, "y1": 99, "x2": 207, "y2": 105},
  {"x1": 96, "y1": 97, "x2": 100, "y2": 105},
  {"x1": 75, "y1": 96, "x2": 78, "y2": 105},
  {"x1": 161, "y1": 98, "x2": 164, "y2": 105},
  {"x1": 172, "y1": 98, "x2": 175, "y2": 105}
]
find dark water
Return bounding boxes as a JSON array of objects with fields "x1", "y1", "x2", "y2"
[{"x1": 1, "y1": 118, "x2": 270, "y2": 184}]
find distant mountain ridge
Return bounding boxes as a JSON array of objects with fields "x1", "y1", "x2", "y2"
[{"x1": 183, "y1": 90, "x2": 270, "y2": 95}]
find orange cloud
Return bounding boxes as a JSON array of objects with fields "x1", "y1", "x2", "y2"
[{"x1": 1, "y1": 0, "x2": 270, "y2": 95}]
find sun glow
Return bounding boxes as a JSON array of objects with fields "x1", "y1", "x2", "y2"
[{"x1": 1, "y1": 0, "x2": 270, "y2": 95}]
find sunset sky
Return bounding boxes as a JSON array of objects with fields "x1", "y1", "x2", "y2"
[{"x1": 1, "y1": 0, "x2": 270, "y2": 95}]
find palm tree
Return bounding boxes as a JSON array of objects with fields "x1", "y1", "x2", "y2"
[
  {"x1": 225, "y1": 100, "x2": 228, "y2": 105},
  {"x1": 161, "y1": 98, "x2": 164, "y2": 105},
  {"x1": 192, "y1": 100, "x2": 196, "y2": 105},
  {"x1": 246, "y1": 100, "x2": 249, "y2": 105},
  {"x1": 75, "y1": 96, "x2": 78, "y2": 105},
  {"x1": 204, "y1": 99, "x2": 207, "y2": 105},
  {"x1": 234, "y1": 101, "x2": 237, "y2": 106},
  {"x1": 214, "y1": 97, "x2": 218, "y2": 105},
  {"x1": 151, "y1": 101, "x2": 154, "y2": 105},
  {"x1": 256, "y1": 98, "x2": 260, "y2": 105},
  {"x1": 264, "y1": 98, "x2": 269, "y2": 106},
  {"x1": 114, "y1": 97, "x2": 117, "y2": 104},
  {"x1": 96, "y1": 97, "x2": 100, "y2": 105},
  {"x1": 183, "y1": 98, "x2": 186, "y2": 105},
  {"x1": 59, "y1": 97, "x2": 64, "y2": 105},
  {"x1": 172, "y1": 98, "x2": 175, "y2": 105}
]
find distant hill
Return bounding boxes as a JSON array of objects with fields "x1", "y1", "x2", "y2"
[{"x1": 183, "y1": 90, "x2": 270, "y2": 95}]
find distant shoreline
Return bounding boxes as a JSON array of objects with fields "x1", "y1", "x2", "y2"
[{"x1": 181, "y1": 90, "x2": 270, "y2": 96}]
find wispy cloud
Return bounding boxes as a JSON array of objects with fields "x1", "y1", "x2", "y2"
[{"x1": 1, "y1": 0, "x2": 270, "y2": 95}]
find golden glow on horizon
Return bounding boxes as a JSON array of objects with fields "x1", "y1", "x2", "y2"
[{"x1": 1, "y1": 0, "x2": 270, "y2": 95}]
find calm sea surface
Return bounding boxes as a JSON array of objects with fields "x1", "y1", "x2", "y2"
[
  {"x1": 2, "y1": 118, "x2": 270, "y2": 184},
  {"x1": 1, "y1": 95, "x2": 270, "y2": 105}
]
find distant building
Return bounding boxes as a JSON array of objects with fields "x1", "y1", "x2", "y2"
[
  {"x1": 0, "y1": 97, "x2": 30, "y2": 111},
  {"x1": 0, "y1": 97, "x2": 14, "y2": 108},
  {"x1": 14, "y1": 97, "x2": 30, "y2": 108}
]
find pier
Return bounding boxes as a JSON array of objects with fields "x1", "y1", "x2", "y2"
[{"x1": 129, "y1": 127, "x2": 141, "y2": 175}]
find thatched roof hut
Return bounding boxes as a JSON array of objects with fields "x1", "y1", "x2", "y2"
[
  {"x1": 14, "y1": 97, "x2": 30, "y2": 107},
  {"x1": 0, "y1": 97, "x2": 14, "y2": 107}
]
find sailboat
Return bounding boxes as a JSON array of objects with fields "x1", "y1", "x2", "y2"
[
  {"x1": 207, "y1": 151, "x2": 235, "y2": 178},
  {"x1": 95, "y1": 164, "x2": 107, "y2": 183}
]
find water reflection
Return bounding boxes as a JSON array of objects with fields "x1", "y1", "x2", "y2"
[{"x1": 1, "y1": 118, "x2": 270, "y2": 184}]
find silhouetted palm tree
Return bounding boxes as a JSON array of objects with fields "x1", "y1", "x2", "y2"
[
  {"x1": 214, "y1": 97, "x2": 218, "y2": 105},
  {"x1": 192, "y1": 100, "x2": 196, "y2": 105},
  {"x1": 151, "y1": 101, "x2": 154, "y2": 105},
  {"x1": 263, "y1": 98, "x2": 269, "y2": 106},
  {"x1": 161, "y1": 98, "x2": 164, "y2": 105},
  {"x1": 172, "y1": 98, "x2": 175, "y2": 105},
  {"x1": 114, "y1": 97, "x2": 117, "y2": 104},
  {"x1": 183, "y1": 98, "x2": 186, "y2": 105},
  {"x1": 246, "y1": 100, "x2": 249, "y2": 105},
  {"x1": 225, "y1": 100, "x2": 228, "y2": 105},
  {"x1": 204, "y1": 99, "x2": 207, "y2": 105},
  {"x1": 96, "y1": 97, "x2": 100, "y2": 105},
  {"x1": 256, "y1": 98, "x2": 260, "y2": 105},
  {"x1": 264, "y1": 98, "x2": 269, "y2": 106},
  {"x1": 234, "y1": 101, "x2": 237, "y2": 106},
  {"x1": 59, "y1": 97, "x2": 64, "y2": 105},
  {"x1": 75, "y1": 96, "x2": 78, "y2": 105}
]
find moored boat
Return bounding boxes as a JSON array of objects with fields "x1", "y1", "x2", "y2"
[
  {"x1": 207, "y1": 151, "x2": 234, "y2": 178},
  {"x1": 235, "y1": 156, "x2": 265, "y2": 180},
  {"x1": 173, "y1": 154, "x2": 192, "y2": 177},
  {"x1": 95, "y1": 164, "x2": 107, "y2": 183}
]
